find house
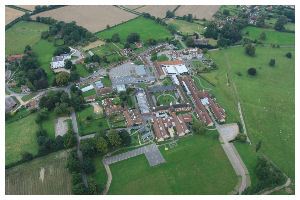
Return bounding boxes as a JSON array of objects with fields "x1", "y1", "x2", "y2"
[
  {"x1": 94, "y1": 80, "x2": 104, "y2": 89},
  {"x1": 81, "y1": 84, "x2": 94, "y2": 92},
  {"x1": 136, "y1": 89, "x2": 150, "y2": 114},
  {"x1": 123, "y1": 109, "x2": 143, "y2": 127},
  {"x1": 6, "y1": 54, "x2": 24, "y2": 62},
  {"x1": 5, "y1": 97, "x2": 17, "y2": 113},
  {"x1": 154, "y1": 60, "x2": 189, "y2": 79},
  {"x1": 102, "y1": 98, "x2": 123, "y2": 116},
  {"x1": 50, "y1": 54, "x2": 71, "y2": 69},
  {"x1": 21, "y1": 85, "x2": 30, "y2": 93}
]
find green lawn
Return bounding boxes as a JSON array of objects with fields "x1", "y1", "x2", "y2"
[
  {"x1": 101, "y1": 76, "x2": 112, "y2": 87},
  {"x1": 41, "y1": 112, "x2": 56, "y2": 139},
  {"x1": 83, "y1": 89, "x2": 96, "y2": 97},
  {"x1": 156, "y1": 92, "x2": 177, "y2": 106},
  {"x1": 108, "y1": 133, "x2": 237, "y2": 194},
  {"x1": 5, "y1": 21, "x2": 49, "y2": 56},
  {"x1": 32, "y1": 39, "x2": 56, "y2": 84},
  {"x1": 206, "y1": 46, "x2": 295, "y2": 181},
  {"x1": 89, "y1": 157, "x2": 107, "y2": 193},
  {"x1": 77, "y1": 105, "x2": 109, "y2": 136},
  {"x1": 21, "y1": 92, "x2": 38, "y2": 102},
  {"x1": 5, "y1": 113, "x2": 39, "y2": 165},
  {"x1": 75, "y1": 64, "x2": 90, "y2": 78},
  {"x1": 242, "y1": 26, "x2": 295, "y2": 45},
  {"x1": 166, "y1": 19, "x2": 205, "y2": 35},
  {"x1": 157, "y1": 54, "x2": 169, "y2": 61},
  {"x1": 97, "y1": 17, "x2": 172, "y2": 44}
]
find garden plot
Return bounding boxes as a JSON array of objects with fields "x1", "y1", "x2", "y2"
[{"x1": 32, "y1": 5, "x2": 138, "y2": 33}]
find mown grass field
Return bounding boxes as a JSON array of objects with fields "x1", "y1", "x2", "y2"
[
  {"x1": 77, "y1": 105, "x2": 109, "y2": 136},
  {"x1": 96, "y1": 17, "x2": 172, "y2": 44},
  {"x1": 242, "y1": 26, "x2": 295, "y2": 45},
  {"x1": 41, "y1": 112, "x2": 56, "y2": 139},
  {"x1": 5, "y1": 150, "x2": 72, "y2": 195},
  {"x1": 5, "y1": 21, "x2": 49, "y2": 56},
  {"x1": 75, "y1": 64, "x2": 90, "y2": 78},
  {"x1": 205, "y1": 45, "x2": 295, "y2": 181},
  {"x1": 6, "y1": 113, "x2": 39, "y2": 165},
  {"x1": 166, "y1": 19, "x2": 205, "y2": 35},
  {"x1": 108, "y1": 133, "x2": 237, "y2": 194},
  {"x1": 32, "y1": 39, "x2": 56, "y2": 84}
]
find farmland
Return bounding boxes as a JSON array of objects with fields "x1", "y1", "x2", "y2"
[
  {"x1": 135, "y1": 5, "x2": 178, "y2": 18},
  {"x1": 5, "y1": 6, "x2": 24, "y2": 25},
  {"x1": 32, "y1": 5, "x2": 138, "y2": 33},
  {"x1": 97, "y1": 16, "x2": 172, "y2": 44},
  {"x1": 205, "y1": 45, "x2": 295, "y2": 181},
  {"x1": 5, "y1": 113, "x2": 39, "y2": 165},
  {"x1": 5, "y1": 150, "x2": 72, "y2": 195},
  {"x1": 16, "y1": 5, "x2": 36, "y2": 11},
  {"x1": 175, "y1": 5, "x2": 220, "y2": 20},
  {"x1": 5, "y1": 21, "x2": 49, "y2": 56},
  {"x1": 166, "y1": 18, "x2": 205, "y2": 35},
  {"x1": 242, "y1": 26, "x2": 295, "y2": 45},
  {"x1": 32, "y1": 39, "x2": 56, "y2": 84},
  {"x1": 76, "y1": 105, "x2": 109, "y2": 136},
  {"x1": 108, "y1": 133, "x2": 237, "y2": 194}
]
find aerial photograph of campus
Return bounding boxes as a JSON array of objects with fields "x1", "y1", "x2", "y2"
[{"x1": 4, "y1": 4, "x2": 295, "y2": 195}]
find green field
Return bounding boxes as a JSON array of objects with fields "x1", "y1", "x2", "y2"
[
  {"x1": 108, "y1": 133, "x2": 237, "y2": 194},
  {"x1": 5, "y1": 21, "x2": 49, "y2": 56},
  {"x1": 32, "y1": 39, "x2": 56, "y2": 84},
  {"x1": 77, "y1": 105, "x2": 109, "y2": 136},
  {"x1": 166, "y1": 19, "x2": 205, "y2": 35},
  {"x1": 5, "y1": 113, "x2": 39, "y2": 165},
  {"x1": 242, "y1": 26, "x2": 295, "y2": 45},
  {"x1": 75, "y1": 64, "x2": 90, "y2": 78},
  {"x1": 156, "y1": 92, "x2": 177, "y2": 106},
  {"x1": 97, "y1": 17, "x2": 172, "y2": 44},
  {"x1": 205, "y1": 46, "x2": 295, "y2": 182},
  {"x1": 41, "y1": 112, "x2": 56, "y2": 139},
  {"x1": 5, "y1": 150, "x2": 72, "y2": 195}
]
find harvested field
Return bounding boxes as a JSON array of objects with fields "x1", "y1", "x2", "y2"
[
  {"x1": 123, "y1": 5, "x2": 144, "y2": 10},
  {"x1": 5, "y1": 6, "x2": 24, "y2": 25},
  {"x1": 32, "y1": 5, "x2": 138, "y2": 33},
  {"x1": 5, "y1": 150, "x2": 72, "y2": 195},
  {"x1": 82, "y1": 39, "x2": 105, "y2": 51},
  {"x1": 16, "y1": 5, "x2": 36, "y2": 11},
  {"x1": 175, "y1": 5, "x2": 220, "y2": 20},
  {"x1": 136, "y1": 5, "x2": 178, "y2": 18}
]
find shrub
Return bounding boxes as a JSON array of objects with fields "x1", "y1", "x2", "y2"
[
  {"x1": 235, "y1": 133, "x2": 247, "y2": 143},
  {"x1": 286, "y1": 52, "x2": 292, "y2": 58},
  {"x1": 245, "y1": 44, "x2": 256, "y2": 56},
  {"x1": 247, "y1": 67, "x2": 257, "y2": 76},
  {"x1": 269, "y1": 59, "x2": 275, "y2": 66}
]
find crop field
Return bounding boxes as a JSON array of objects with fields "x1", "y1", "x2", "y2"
[
  {"x1": 108, "y1": 133, "x2": 237, "y2": 194},
  {"x1": 32, "y1": 5, "x2": 137, "y2": 33},
  {"x1": 6, "y1": 113, "x2": 39, "y2": 165},
  {"x1": 5, "y1": 6, "x2": 24, "y2": 25},
  {"x1": 77, "y1": 105, "x2": 109, "y2": 136},
  {"x1": 242, "y1": 26, "x2": 295, "y2": 45},
  {"x1": 166, "y1": 19, "x2": 205, "y2": 35},
  {"x1": 32, "y1": 39, "x2": 56, "y2": 84},
  {"x1": 135, "y1": 5, "x2": 178, "y2": 18},
  {"x1": 97, "y1": 16, "x2": 172, "y2": 44},
  {"x1": 205, "y1": 46, "x2": 295, "y2": 181},
  {"x1": 123, "y1": 5, "x2": 144, "y2": 10},
  {"x1": 5, "y1": 150, "x2": 72, "y2": 195},
  {"x1": 16, "y1": 5, "x2": 36, "y2": 11},
  {"x1": 175, "y1": 5, "x2": 220, "y2": 20},
  {"x1": 5, "y1": 21, "x2": 49, "y2": 56}
]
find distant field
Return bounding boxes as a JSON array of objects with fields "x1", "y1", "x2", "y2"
[
  {"x1": 166, "y1": 18, "x2": 205, "y2": 35},
  {"x1": 5, "y1": 21, "x2": 49, "y2": 56},
  {"x1": 123, "y1": 5, "x2": 144, "y2": 10},
  {"x1": 16, "y1": 5, "x2": 36, "y2": 11},
  {"x1": 5, "y1": 6, "x2": 24, "y2": 25},
  {"x1": 108, "y1": 133, "x2": 237, "y2": 194},
  {"x1": 5, "y1": 150, "x2": 72, "y2": 195},
  {"x1": 243, "y1": 26, "x2": 295, "y2": 45},
  {"x1": 135, "y1": 5, "x2": 178, "y2": 18},
  {"x1": 5, "y1": 113, "x2": 39, "y2": 165},
  {"x1": 97, "y1": 17, "x2": 172, "y2": 44},
  {"x1": 207, "y1": 46, "x2": 295, "y2": 181},
  {"x1": 32, "y1": 5, "x2": 137, "y2": 33},
  {"x1": 175, "y1": 5, "x2": 220, "y2": 20},
  {"x1": 32, "y1": 39, "x2": 56, "y2": 84}
]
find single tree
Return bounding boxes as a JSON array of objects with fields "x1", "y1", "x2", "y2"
[
  {"x1": 107, "y1": 130, "x2": 122, "y2": 148},
  {"x1": 95, "y1": 135, "x2": 108, "y2": 154},
  {"x1": 245, "y1": 44, "x2": 256, "y2": 56},
  {"x1": 65, "y1": 60, "x2": 73, "y2": 69},
  {"x1": 247, "y1": 67, "x2": 257, "y2": 76},
  {"x1": 56, "y1": 71, "x2": 70, "y2": 86},
  {"x1": 259, "y1": 32, "x2": 266, "y2": 41},
  {"x1": 269, "y1": 58, "x2": 275, "y2": 66},
  {"x1": 286, "y1": 52, "x2": 292, "y2": 58},
  {"x1": 111, "y1": 33, "x2": 120, "y2": 43}
]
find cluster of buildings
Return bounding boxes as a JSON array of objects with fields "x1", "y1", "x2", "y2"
[
  {"x1": 154, "y1": 60, "x2": 189, "y2": 79},
  {"x1": 102, "y1": 98, "x2": 123, "y2": 116},
  {"x1": 109, "y1": 62, "x2": 155, "y2": 92},
  {"x1": 123, "y1": 109, "x2": 143, "y2": 127},
  {"x1": 179, "y1": 76, "x2": 225, "y2": 126}
]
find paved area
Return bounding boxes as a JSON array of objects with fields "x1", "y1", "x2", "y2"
[
  {"x1": 217, "y1": 123, "x2": 239, "y2": 142},
  {"x1": 55, "y1": 117, "x2": 70, "y2": 137},
  {"x1": 104, "y1": 144, "x2": 165, "y2": 167}
]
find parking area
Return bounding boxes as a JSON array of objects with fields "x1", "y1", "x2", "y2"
[
  {"x1": 55, "y1": 117, "x2": 70, "y2": 137},
  {"x1": 104, "y1": 143, "x2": 165, "y2": 167},
  {"x1": 216, "y1": 123, "x2": 239, "y2": 142}
]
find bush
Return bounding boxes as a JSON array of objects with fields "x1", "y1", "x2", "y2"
[
  {"x1": 235, "y1": 133, "x2": 247, "y2": 143},
  {"x1": 247, "y1": 67, "x2": 257, "y2": 76},
  {"x1": 269, "y1": 59, "x2": 275, "y2": 66},
  {"x1": 21, "y1": 152, "x2": 34, "y2": 162},
  {"x1": 245, "y1": 44, "x2": 256, "y2": 56},
  {"x1": 286, "y1": 52, "x2": 292, "y2": 58}
]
